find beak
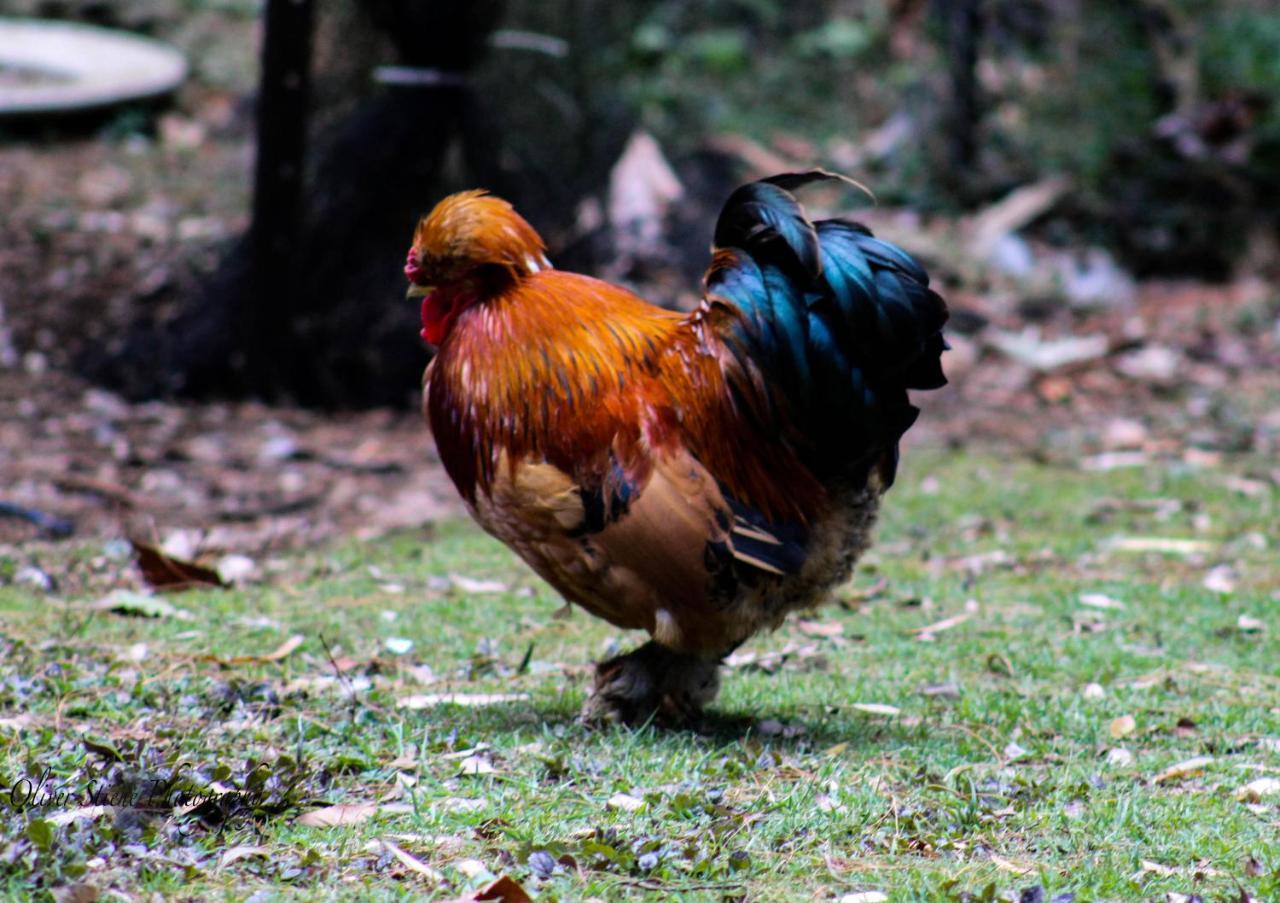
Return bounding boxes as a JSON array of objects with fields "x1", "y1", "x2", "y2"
[{"x1": 406, "y1": 283, "x2": 434, "y2": 300}]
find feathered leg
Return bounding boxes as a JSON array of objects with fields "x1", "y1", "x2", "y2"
[{"x1": 580, "y1": 641, "x2": 721, "y2": 727}]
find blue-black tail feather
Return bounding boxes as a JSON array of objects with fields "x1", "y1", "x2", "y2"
[{"x1": 705, "y1": 171, "x2": 948, "y2": 485}]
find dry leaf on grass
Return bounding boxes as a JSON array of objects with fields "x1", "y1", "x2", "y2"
[
  {"x1": 1106, "y1": 748, "x2": 1134, "y2": 766},
  {"x1": 1103, "y1": 537, "x2": 1212, "y2": 556},
  {"x1": 131, "y1": 539, "x2": 225, "y2": 591},
  {"x1": 449, "y1": 575, "x2": 511, "y2": 594},
  {"x1": 1234, "y1": 777, "x2": 1280, "y2": 802},
  {"x1": 724, "y1": 642, "x2": 823, "y2": 673},
  {"x1": 1138, "y1": 860, "x2": 1224, "y2": 879},
  {"x1": 796, "y1": 619, "x2": 844, "y2": 638},
  {"x1": 1109, "y1": 715, "x2": 1137, "y2": 739},
  {"x1": 207, "y1": 634, "x2": 305, "y2": 666},
  {"x1": 368, "y1": 839, "x2": 444, "y2": 882},
  {"x1": 606, "y1": 792, "x2": 645, "y2": 812},
  {"x1": 910, "y1": 613, "x2": 970, "y2": 639},
  {"x1": 1080, "y1": 593, "x2": 1125, "y2": 610},
  {"x1": 397, "y1": 693, "x2": 529, "y2": 710},
  {"x1": 49, "y1": 882, "x2": 98, "y2": 903},
  {"x1": 457, "y1": 755, "x2": 496, "y2": 777},
  {"x1": 297, "y1": 803, "x2": 379, "y2": 827},
  {"x1": 441, "y1": 875, "x2": 533, "y2": 903},
  {"x1": 989, "y1": 853, "x2": 1036, "y2": 875},
  {"x1": 1237, "y1": 615, "x2": 1265, "y2": 633},
  {"x1": 219, "y1": 845, "x2": 270, "y2": 867},
  {"x1": 850, "y1": 703, "x2": 901, "y2": 717},
  {"x1": 1202, "y1": 565, "x2": 1237, "y2": 594},
  {"x1": 1152, "y1": 756, "x2": 1214, "y2": 784},
  {"x1": 46, "y1": 806, "x2": 114, "y2": 827}
]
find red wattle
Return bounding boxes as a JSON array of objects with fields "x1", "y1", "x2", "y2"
[{"x1": 420, "y1": 291, "x2": 455, "y2": 346}]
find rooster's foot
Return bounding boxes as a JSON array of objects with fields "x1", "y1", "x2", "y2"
[{"x1": 580, "y1": 641, "x2": 720, "y2": 727}]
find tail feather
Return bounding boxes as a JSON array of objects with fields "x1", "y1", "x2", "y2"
[{"x1": 703, "y1": 172, "x2": 948, "y2": 481}]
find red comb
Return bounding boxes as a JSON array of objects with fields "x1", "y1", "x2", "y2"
[{"x1": 405, "y1": 248, "x2": 424, "y2": 283}]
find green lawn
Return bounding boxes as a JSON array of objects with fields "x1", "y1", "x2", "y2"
[{"x1": 1, "y1": 449, "x2": 1277, "y2": 901}]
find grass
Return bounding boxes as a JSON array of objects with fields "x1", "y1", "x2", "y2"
[{"x1": 1, "y1": 448, "x2": 1277, "y2": 901}]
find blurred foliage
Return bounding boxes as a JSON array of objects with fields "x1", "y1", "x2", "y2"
[
  {"x1": 484, "y1": 0, "x2": 1280, "y2": 273},
  {"x1": 8, "y1": 0, "x2": 1278, "y2": 275}
]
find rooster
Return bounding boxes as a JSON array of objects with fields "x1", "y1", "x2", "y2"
[{"x1": 405, "y1": 172, "x2": 947, "y2": 725}]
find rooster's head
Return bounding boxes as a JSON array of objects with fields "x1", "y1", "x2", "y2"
[{"x1": 405, "y1": 190, "x2": 550, "y2": 346}]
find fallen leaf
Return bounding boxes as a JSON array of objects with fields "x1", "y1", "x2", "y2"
[
  {"x1": 1101, "y1": 417, "x2": 1149, "y2": 450},
  {"x1": 607, "y1": 130, "x2": 684, "y2": 265},
  {"x1": 921, "y1": 682, "x2": 961, "y2": 698},
  {"x1": 439, "y1": 744, "x2": 492, "y2": 761},
  {"x1": 1104, "y1": 537, "x2": 1212, "y2": 556},
  {"x1": 449, "y1": 575, "x2": 510, "y2": 594},
  {"x1": 1152, "y1": 756, "x2": 1214, "y2": 784},
  {"x1": 219, "y1": 845, "x2": 270, "y2": 867},
  {"x1": 90, "y1": 590, "x2": 193, "y2": 621},
  {"x1": 1202, "y1": 565, "x2": 1237, "y2": 594},
  {"x1": 472, "y1": 875, "x2": 534, "y2": 903},
  {"x1": 1004, "y1": 741, "x2": 1029, "y2": 761},
  {"x1": 990, "y1": 853, "x2": 1036, "y2": 875},
  {"x1": 1080, "y1": 452, "x2": 1149, "y2": 472},
  {"x1": 850, "y1": 703, "x2": 900, "y2": 717},
  {"x1": 396, "y1": 693, "x2": 529, "y2": 710},
  {"x1": 49, "y1": 884, "x2": 98, "y2": 903},
  {"x1": 1223, "y1": 475, "x2": 1269, "y2": 497},
  {"x1": 1114, "y1": 345, "x2": 1181, "y2": 384},
  {"x1": 910, "y1": 613, "x2": 970, "y2": 638},
  {"x1": 1237, "y1": 615, "x2": 1265, "y2": 633},
  {"x1": 1234, "y1": 777, "x2": 1280, "y2": 802},
  {"x1": 297, "y1": 803, "x2": 379, "y2": 827},
  {"x1": 0, "y1": 715, "x2": 34, "y2": 732},
  {"x1": 458, "y1": 756, "x2": 496, "y2": 776},
  {"x1": 442, "y1": 798, "x2": 487, "y2": 813},
  {"x1": 46, "y1": 807, "x2": 114, "y2": 827},
  {"x1": 205, "y1": 634, "x2": 305, "y2": 666},
  {"x1": 1182, "y1": 447, "x2": 1223, "y2": 468},
  {"x1": 1080, "y1": 593, "x2": 1125, "y2": 610},
  {"x1": 373, "y1": 839, "x2": 445, "y2": 882},
  {"x1": 724, "y1": 642, "x2": 823, "y2": 673},
  {"x1": 796, "y1": 619, "x2": 844, "y2": 638},
  {"x1": 216, "y1": 553, "x2": 257, "y2": 584},
  {"x1": 454, "y1": 859, "x2": 492, "y2": 879},
  {"x1": 131, "y1": 539, "x2": 225, "y2": 591},
  {"x1": 1106, "y1": 748, "x2": 1134, "y2": 766},
  {"x1": 606, "y1": 792, "x2": 645, "y2": 812},
  {"x1": 986, "y1": 327, "x2": 1108, "y2": 372},
  {"x1": 1110, "y1": 715, "x2": 1137, "y2": 739}
]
